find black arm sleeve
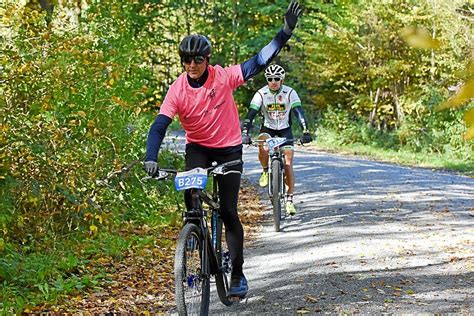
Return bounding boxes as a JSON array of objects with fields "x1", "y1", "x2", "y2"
[
  {"x1": 145, "y1": 114, "x2": 172, "y2": 162},
  {"x1": 292, "y1": 106, "x2": 308, "y2": 131},
  {"x1": 240, "y1": 30, "x2": 291, "y2": 81},
  {"x1": 242, "y1": 108, "x2": 259, "y2": 131}
]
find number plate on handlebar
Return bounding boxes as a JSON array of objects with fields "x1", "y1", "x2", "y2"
[
  {"x1": 174, "y1": 168, "x2": 208, "y2": 191},
  {"x1": 266, "y1": 137, "x2": 287, "y2": 151}
]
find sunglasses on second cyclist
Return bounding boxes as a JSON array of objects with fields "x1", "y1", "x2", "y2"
[
  {"x1": 181, "y1": 55, "x2": 206, "y2": 65},
  {"x1": 267, "y1": 77, "x2": 281, "y2": 83}
]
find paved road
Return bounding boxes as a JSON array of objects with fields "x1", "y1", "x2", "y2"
[{"x1": 209, "y1": 146, "x2": 474, "y2": 314}]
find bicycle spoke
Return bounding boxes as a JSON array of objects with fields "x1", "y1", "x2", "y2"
[
  {"x1": 175, "y1": 224, "x2": 210, "y2": 315},
  {"x1": 183, "y1": 233, "x2": 201, "y2": 313}
]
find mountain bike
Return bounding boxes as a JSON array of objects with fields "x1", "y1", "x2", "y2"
[
  {"x1": 142, "y1": 159, "x2": 242, "y2": 315},
  {"x1": 253, "y1": 137, "x2": 294, "y2": 232}
]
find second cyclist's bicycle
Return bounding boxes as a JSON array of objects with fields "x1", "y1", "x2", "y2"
[
  {"x1": 252, "y1": 137, "x2": 293, "y2": 232},
  {"x1": 142, "y1": 159, "x2": 243, "y2": 315}
]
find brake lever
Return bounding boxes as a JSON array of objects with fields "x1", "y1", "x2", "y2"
[
  {"x1": 212, "y1": 165, "x2": 225, "y2": 175},
  {"x1": 140, "y1": 170, "x2": 171, "y2": 182}
]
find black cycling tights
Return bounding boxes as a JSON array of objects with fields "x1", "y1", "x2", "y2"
[{"x1": 184, "y1": 144, "x2": 245, "y2": 277}]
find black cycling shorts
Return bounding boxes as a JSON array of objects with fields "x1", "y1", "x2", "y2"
[
  {"x1": 259, "y1": 126, "x2": 294, "y2": 148},
  {"x1": 184, "y1": 143, "x2": 245, "y2": 276}
]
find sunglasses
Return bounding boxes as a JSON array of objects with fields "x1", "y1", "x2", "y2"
[
  {"x1": 181, "y1": 55, "x2": 206, "y2": 65},
  {"x1": 267, "y1": 77, "x2": 281, "y2": 82}
]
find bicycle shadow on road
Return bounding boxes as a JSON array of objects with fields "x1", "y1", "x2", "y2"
[{"x1": 210, "y1": 262, "x2": 474, "y2": 314}]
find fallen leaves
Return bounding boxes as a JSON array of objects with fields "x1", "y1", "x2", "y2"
[
  {"x1": 239, "y1": 179, "x2": 267, "y2": 243},
  {"x1": 35, "y1": 180, "x2": 267, "y2": 313},
  {"x1": 304, "y1": 295, "x2": 319, "y2": 303},
  {"x1": 296, "y1": 307, "x2": 312, "y2": 314},
  {"x1": 393, "y1": 290, "x2": 402, "y2": 297}
]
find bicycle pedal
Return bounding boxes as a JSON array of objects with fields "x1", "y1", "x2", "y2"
[{"x1": 228, "y1": 295, "x2": 247, "y2": 303}]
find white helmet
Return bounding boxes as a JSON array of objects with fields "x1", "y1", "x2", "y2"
[{"x1": 264, "y1": 64, "x2": 285, "y2": 80}]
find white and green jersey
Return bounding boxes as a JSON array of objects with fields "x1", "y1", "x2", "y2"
[{"x1": 249, "y1": 85, "x2": 302, "y2": 130}]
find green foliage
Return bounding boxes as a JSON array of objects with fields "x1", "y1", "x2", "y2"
[
  {"x1": 319, "y1": 100, "x2": 473, "y2": 162},
  {"x1": 0, "y1": 0, "x2": 473, "y2": 312},
  {"x1": 1, "y1": 240, "x2": 102, "y2": 313},
  {"x1": 0, "y1": 1, "x2": 186, "y2": 312},
  {"x1": 299, "y1": 0, "x2": 472, "y2": 158}
]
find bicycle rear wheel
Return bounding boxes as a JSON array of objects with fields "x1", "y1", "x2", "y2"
[
  {"x1": 271, "y1": 159, "x2": 282, "y2": 232},
  {"x1": 214, "y1": 214, "x2": 233, "y2": 306},
  {"x1": 175, "y1": 223, "x2": 210, "y2": 315}
]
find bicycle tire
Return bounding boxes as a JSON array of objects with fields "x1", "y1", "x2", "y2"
[
  {"x1": 175, "y1": 223, "x2": 210, "y2": 315},
  {"x1": 271, "y1": 159, "x2": 282, "y2": 232},
  {"x1": 214, "y1": 214, "x2": 234, "y2": 306}
]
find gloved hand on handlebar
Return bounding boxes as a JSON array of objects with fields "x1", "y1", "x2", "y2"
[
  {"x1": 144, "y1": 161, "x2": 159, "y2": 176},
  {"x1": 283, "y1": 0, "x2": 303, "y2": 36},
  {"x1": 300, "y1": 131, "x2": 312, "y2": 144},
  {"x1": 241, "y1": 130, "x2": 252, "y2": 145}
]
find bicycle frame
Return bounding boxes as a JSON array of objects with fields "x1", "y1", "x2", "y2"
[
  {"x1": 184, "y1": 178, "x2": 224, "y2": 278},
  {"x1": 143, "y1": 159, "x2": 241, "y2": 312},
  {"x1": 252, "y1": 138, "x2": 288, "y2": 200}
]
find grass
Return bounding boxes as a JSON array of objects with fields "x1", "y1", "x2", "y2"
[
  {"x1": 1, "y1": 241, "x2": 100, "y2": 314},
  {"x1": 311, "y1": 129, "x2": 474, "y2": 177},
  {"x1": 0, "y1": 230, "x2": 153, "y2": 314},
  {"x1": 1, "y1": 227, "x2": 183, "y2": 313}
]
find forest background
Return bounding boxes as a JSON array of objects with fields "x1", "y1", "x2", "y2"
[{"x1": 1, "y1": 0, "x2": 473, "y2": 313}]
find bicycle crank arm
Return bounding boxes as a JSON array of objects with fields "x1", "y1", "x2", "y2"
[{"x1": 227, "y1": 295, "x2": 249, "y2": 303}]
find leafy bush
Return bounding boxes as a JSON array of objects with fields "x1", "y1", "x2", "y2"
[{"x1": 0, "y1": 1, "x2": 186, "y2": 312}]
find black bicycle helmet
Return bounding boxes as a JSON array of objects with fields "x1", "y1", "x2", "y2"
[{"x1": 179, "y1": 34, "x2": 212, "y2": 57}]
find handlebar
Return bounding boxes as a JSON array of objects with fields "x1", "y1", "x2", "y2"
[
  {"x1": 250, "y1": 138, "x2": 297, "y2": 142},
  {"x1": 141, "y1": 159, "x2": 242, "y2": 182},
  {"x1": 245, "y1": 138, "x2": 302, "y2": 146}
]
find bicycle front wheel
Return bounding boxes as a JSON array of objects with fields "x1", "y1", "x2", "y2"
[
  {"x1": 271, "y1": 159, "x2": 282, "y2": 232},
  {"x1": 175, "y1": 223, "x2": 210, "y2": 315}
]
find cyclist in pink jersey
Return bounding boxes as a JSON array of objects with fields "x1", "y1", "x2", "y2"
[{"x1": 144, "y1": 1, "x2": 303, "y2": 299}]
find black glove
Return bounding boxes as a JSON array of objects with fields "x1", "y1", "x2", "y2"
[
  {"x1": 242, "y1": 131, "x2": 252, "y2": 145},
  {"x1": 144, "y1": 161, "x2": 158, "y2": 176},
  {"x1": 300, "y1": 132, "x2": 312, "y2": 144},
  {"x1": 283, "y1": 0, "x2": 303, "y2": 35}
]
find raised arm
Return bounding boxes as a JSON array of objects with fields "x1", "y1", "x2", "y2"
[{"x1": 240, "y1": 0, "x2": 303, "y2": 81}]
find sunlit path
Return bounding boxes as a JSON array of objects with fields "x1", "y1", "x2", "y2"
[{"x1": 209, "y1": 146, "x2": 474, "y2": 314}]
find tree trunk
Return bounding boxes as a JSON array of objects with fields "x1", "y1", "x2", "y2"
[
  {"x1": 39, "y1": 0, "x2": 54, "y2": 25},
  {"x1": 393, "y1": 85, "x2": 404, "y2": 127},
  {"x1": 369, "y1": 87, "x2": 381, "y2": 128},
  {"x1": 185, "y1": 0, "x2": 191, "y2": 35},
  {"x1": 232, "y1": 2, "x2": 238, "y2": 65},
  {"x1": 430, "y1": 0, "x2": 437, "y2": 81}
]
